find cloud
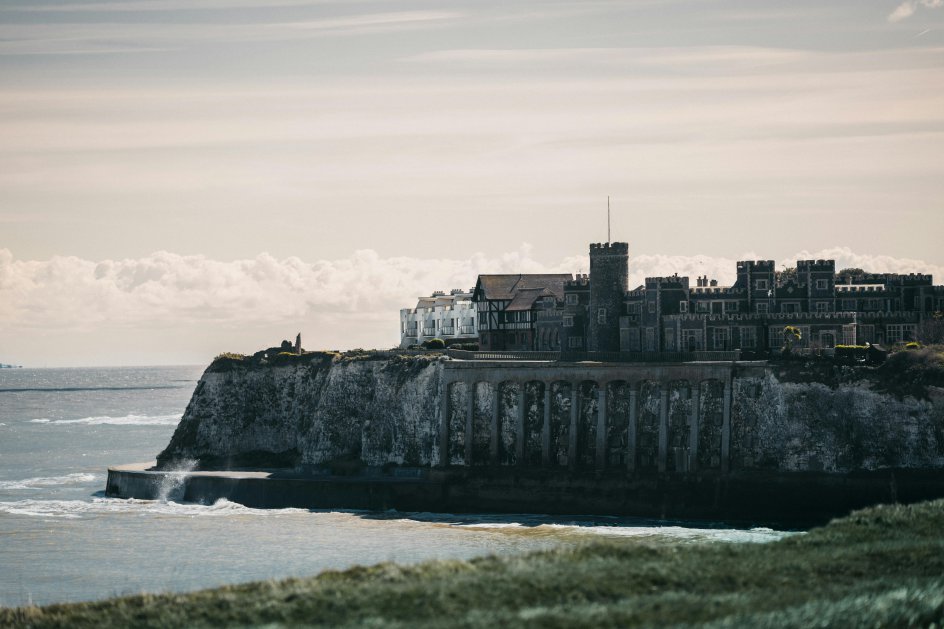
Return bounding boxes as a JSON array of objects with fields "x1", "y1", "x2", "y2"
[
  {"x1": 889, "y1": 0, "x2": 944, "y2": 22},
  {"x1": 2, "y1": 246, "x2": 940, "y2": 335}
]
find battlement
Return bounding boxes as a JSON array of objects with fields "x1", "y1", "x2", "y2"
[
  {"x1": 737, "y1": 260, "x2": 775, "y2": 270},
  {"x1": 589, "y1": 242, "x2": 629, "y2": 254},
  {"x1": 797, "y1": 259, "x2": 836, "y2": 271},
  {"x1": 566, "y1": 274, "x2": 590, "y2": 288}
]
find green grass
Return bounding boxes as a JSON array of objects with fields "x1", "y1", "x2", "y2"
[{"x1": 4, "y1": 500, "x2": 944, "y2": 628}]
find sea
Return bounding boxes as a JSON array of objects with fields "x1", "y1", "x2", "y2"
[{"x1": 0, "y1": 365, "x2": 790, "y2": 608}]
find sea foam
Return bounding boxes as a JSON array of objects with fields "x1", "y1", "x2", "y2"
[
  {"x1": 0, "y1": 497, "x2": 309, "y2": 519},
  {"x1": 28, "y1": 414, "x2": 180, "y2": 426},
  {"x1": 0, "y1": 473, "x2": 98, "y2": 490}
]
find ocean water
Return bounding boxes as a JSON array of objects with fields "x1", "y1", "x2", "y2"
[{"x1": 0, "y1": 366, "x2": 790, "y2": 608}]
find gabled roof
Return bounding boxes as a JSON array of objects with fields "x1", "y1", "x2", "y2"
[
  {"x1": 472, "y1": 274, "x2": 572, "y2": 303},
  {"x1": 505, "y1": 287, "x2": 557, "y2": 311}
]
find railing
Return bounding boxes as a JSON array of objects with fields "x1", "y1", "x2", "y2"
[
  {"x1": 560, "y1": 350, "x2": 742, "y2": 363},
  {"x1": 422, "y1": 327, "x2": 437, "y2": 336},
  {"x1": 446, "y1": 349, "x2": 742, "y2": 362},
  {"x1": 440, "y1": 327, "x2": 455, "y2": 335},
  {"x1": 460, "y1": 325, "x2": 476, "y2": 335},
  {"x1": 447, "y1": 349, "x2": 560, "y2": 361},
  {"x1": 402, "y1": 331, "x2": 417, "y2": 338}
]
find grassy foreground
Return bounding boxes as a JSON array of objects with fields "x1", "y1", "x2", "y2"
[{"x1": 4, "y1": 501, "x2": 944, "y2": 628}]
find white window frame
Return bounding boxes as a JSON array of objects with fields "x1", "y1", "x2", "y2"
[
  {"x1": 565, "y1": 293, "x2": 578, "y2": 305},
  {"x1": 597, "y1": 308, "x2": 607, "y2": 324},
  {"x1": 713, "y1": 328, "x2": 730, "y2": 350},
  {"x1": 816, "y1": 279, "x2": 829, "y2": 290},
  {"x1": 755, "y1": 279, "x2": 769, "y2": 291},
  {"x1": 816, "y1": 302, "x2": 829, "y2": 313},
  {"x1": 563, "y1": 315, "x2": 574, "y2": 328},
  {"x1": 739, "y1": 326, "x2": 757, "y2": 349},
  {"x1": 679, "y1": 301, "x2": 688, "y2": 313},
  {"x1": 756, "y1": 303, "x2": 769, "y2": 314}
]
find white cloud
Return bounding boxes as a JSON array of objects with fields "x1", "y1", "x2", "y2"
[
  {"x1": 889, "y1": 0, "x2": 944, "y2": 22},
  {"x1": 2, "y1": 246, "x2": 940, "y2": 335}
]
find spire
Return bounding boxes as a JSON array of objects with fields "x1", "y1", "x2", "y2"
[{"x1": 607, "y1": 196, "x2": 611, "y2": 243}]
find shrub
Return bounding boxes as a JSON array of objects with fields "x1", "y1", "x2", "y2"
[
  {"x1": 906, "y1": 341, "x2": 923, "y2": 350},
  {"x1": 422, "y1": 338, "x2": 446, "y2": 350}
]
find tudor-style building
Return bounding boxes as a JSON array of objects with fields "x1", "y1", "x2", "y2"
[{"x1": 471, "y1": 274, "x2": 572, "y2": 351}]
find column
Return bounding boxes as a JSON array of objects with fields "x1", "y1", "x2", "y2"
[
  {"x1": 569, "y1": 382, "x2": 579, "y2": 467},
  {"x1": 542, "y1": 383, "x2": 551, "y2": 466},
  {"x1": 658, "y1": 388, "x2": 668, "y2": 473},
  {"x1": 721, "y1": 376, "x2": 732, "y2": 474},
  {"x1": 490, "y1": 382, "x2": 500, "y2": 464},
  {"x1": 439, "y1": 380, "x2": 451, "y2": 468},
  {"x1": 688, "y1": 385, "x2": 700, "y2": 473},
  {"x1": 465, "y1": 381, "x2": 475, "y2": 465},
  {"x1": 627, "y1": 387, "x2": 638, "y2": 473},
  {"x1": 596, "y1": 383, "x2": 607, "y2": 470},
  {"x1": 516, "y1": 383, "x2": 526, "y2": 464}
]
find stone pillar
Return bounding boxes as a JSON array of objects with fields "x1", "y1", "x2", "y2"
[
  {"x1": 516, "y1": 382, "x2": 526, "y2": 464},
  {"x1": 658, "y1": 388, "x2": 668, "y2": 473},
  {"x1": 596, "y1": 383, "x2": 607, "y2": 470},
  {"x1": 721, "y1": 376, "x2": 732, "y2": 474},
  {"x1": 569, "y1": 382, "x2": 579, "y2": 468},
  {"x1": 439, "y1": 380, "x2": 451, "y2": 468},
  {"x1": 465, "y1": 381, "x2": 475, "y2": 465},
  {"x1": 490, "y1": 382, "x2": 500, "y2": 464},
  {"x1": 627, "y1": 387, "x2": 638, "y2": 473},
  {"x1": 689, "y1": 385, "x2": 700, "y2": 473},
  {"x1": 542, "y1": 382, "x2": 551, "y2": 466}
]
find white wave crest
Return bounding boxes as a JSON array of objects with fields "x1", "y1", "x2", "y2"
[
  {"x1": 29, "y1": 414, "x2": 180, "y2": 426},
  {"x1": 0, "y1": 497, "x2": 310, "y2": 519},
  {"x1": 0, "y1": 472, "x2": 98, "y2": 490}
]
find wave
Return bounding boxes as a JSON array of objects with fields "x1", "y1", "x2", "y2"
[
  {"x1": 0, "y1": 473, "x2": 98, "y2": 490},
  {"x1": 29, "y1": 414, "x2": 180, "y2": 426},
  {"x1": 0, "y1": 497, "x2": 310, "y2": 519}
]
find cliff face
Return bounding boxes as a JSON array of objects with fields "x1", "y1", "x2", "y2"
[
  {"x1": 157, "y1": 354, "x2": 445, "y2": 469},
  {"x1": 158, "y1": 352, "x2": 944, "y2": 474}
]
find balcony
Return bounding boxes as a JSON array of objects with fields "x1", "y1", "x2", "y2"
[
  {"x1": 460, "y1": 325, "x2": 475, "y2": 335},
  {"x1": 441, "y1": 326, "x2": 455, "y2": 335},
  {"x1": 422, "y1": 327, "x2": 437, "y2": 336}
]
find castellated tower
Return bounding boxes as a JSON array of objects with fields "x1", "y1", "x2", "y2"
[{"x1": 589, "y1": 242, "x2": 629, "y2": 352}]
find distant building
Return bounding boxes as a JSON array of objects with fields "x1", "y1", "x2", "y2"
[
  {"x1": 472, "y1": 274, "x2": 572, "y2": 350},
  {"x1": 400, "y1": 289, "x2": 477, "y2": 348},
  {"x1": 407, "y1": 242, "x2": 944, "y2": 355}
]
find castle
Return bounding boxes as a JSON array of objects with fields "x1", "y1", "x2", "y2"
[{"x1": 402, "y1": 242, "x2": 944, "y2": 354}]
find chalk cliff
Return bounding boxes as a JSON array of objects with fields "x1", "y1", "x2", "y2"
[
  {"x1": 157, "y1": 351, "x2": 944, "y2": 474},
  {"x1": 157, "y1": 353, "x2": 445, "y2": 470}
]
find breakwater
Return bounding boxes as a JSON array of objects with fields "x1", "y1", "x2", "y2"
[{"x1": 110, "y1": 351, "x2": 944, "y2": 523}]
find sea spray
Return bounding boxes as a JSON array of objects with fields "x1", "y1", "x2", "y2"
[{"x1": 156, "y1": 459, "x2": 197, "y2": 503}]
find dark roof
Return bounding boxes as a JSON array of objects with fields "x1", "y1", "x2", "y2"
[
  {"x1": 505, "y1": 287, "x2": 557, "y2": 311},
  {"x1": 473, "y1": 274, "x2": 572, "y2": 302}
]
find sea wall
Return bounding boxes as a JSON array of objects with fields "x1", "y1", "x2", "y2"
[{"x1": 157, "y1": 352, "x2": 944, "y2": 476}]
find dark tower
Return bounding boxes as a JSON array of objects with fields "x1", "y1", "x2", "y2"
[{"x1": 588, "y1": 242, "x2": 629, "y2": 352}]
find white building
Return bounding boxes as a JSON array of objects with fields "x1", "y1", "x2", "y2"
[{"x1": 400, "y1": 289, "x2": 477, "y2": 348}]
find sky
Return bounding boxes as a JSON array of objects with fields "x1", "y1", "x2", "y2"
[{"x1": 1, "y1": 0, "x2": 943, "y2": 366}]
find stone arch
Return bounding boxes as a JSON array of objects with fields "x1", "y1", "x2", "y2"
[
  {"x1": 574, "y1": 380, "x2": 599, "y2": 470},
  {"x1": 497, "y1": 381, "x2": 519, "y2": 465},
  {"x1": 548, "y1": 381, "x2": 572, "y2": 466},
  {"x1": 447, "y1": 381, "x2": 470, "y2": 466},
  {"x1": 636, "y1": 380, "x2": 662, "y2": 472},
  {"x1": 604, "y1": 380, "x2": 632, "y2": 468},
  {"x1": 698, "y1": 379, "x2": 725, "y2": 470},
  {"x1": 666, "y1": 380, "x2": 693, "y2": 473},
  {"x1": 522, "y1": 380, "x2": 545, "y2": 466},
  {"x1": 469, "y1": 381, "x2": 492, "y2": 465}
]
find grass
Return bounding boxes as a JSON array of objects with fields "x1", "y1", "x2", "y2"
[{"x1": 4, "y1": 500, "x2": 944, "y2": 628}]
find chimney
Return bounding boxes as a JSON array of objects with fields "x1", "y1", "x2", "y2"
[{"x1": 709, "y1": 279, "x2": 718, "y2": 287}]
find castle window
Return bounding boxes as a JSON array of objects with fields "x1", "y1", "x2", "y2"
[
  {"x1": 679, "y1": 301, "x2": 688, "y2": 313},
  {"x1": 756, "y1": 303, "x2": 769, "y2": 314},
  {"x1": 724, "y1": 301, "x2": 739, "y2": 313},
  {"x1": 739, "y1": 327, "x2": 757, "y2": 349},
  {"x1": 755, "y1": 279, "x2": 768, "y2": 291},
  {"x1": 816, "y1": 302, "x2": 829, "y2": 313},
  {"x1": 816, "y1": 279, "x2": 829, "y2": 290},
  {"x1": 696, "y1": 302, "x2": 709, "y2": 313},
  {"x1": 568, "y1": 336, "x2": 583, "y2": 348},
  {"x1": 563, "y1": 315, "x2": 574, "y2": 328},
  {"x1": 886, "y1": 324, "x2": 916, "y2": 344},
  {"x1": 713, "y1": 328, "x2": 730, "y2": 350},
  {"x1": 597, "y1": 308, "x2": 607, "y2": 324},
  {"x1": 648, "y1": 302, "x2": 656, "y2": 314},
  {"x1": 566, "y1": 293, "x2": 578, "y2": 305},
  {"x1": 841, "y1": 299, "x2": 855, "y2": 311}
]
